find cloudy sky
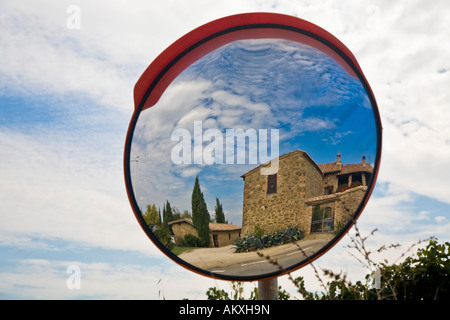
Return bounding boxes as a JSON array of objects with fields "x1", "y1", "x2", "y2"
[{"x1": 1, "y1": 0, "x2": 449, "y2": 299}]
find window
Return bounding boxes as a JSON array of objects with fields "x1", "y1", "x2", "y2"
[
  {"x1": 311, "y1": 206, "x2": 334, "y2": 233},
  {"x1": 323, "y1": 207, "x2": 333, "y2": 220},
  {"x1": 267, "y1": 173, "x2": 277, "y2": 194}
]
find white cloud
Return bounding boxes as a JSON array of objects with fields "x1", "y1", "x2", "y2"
[
  {"x1": 0, "y1": 128, "x2": 160, "y2": 256},
  {"x1": 435, "y1": 216, "x2": 447, "y2": 223},
  {"x1": 0, "y1": 1, "x2": 138, "y2": 112},
  {"x1": 0, "y1": 258, "x2": 220, "y2": 299},
  {"x1": 342, "y1": 1, "x2": 450, "y2": 206},
  {"x1": 417, "y1": 210, "x2": 431, "y2": 221}
]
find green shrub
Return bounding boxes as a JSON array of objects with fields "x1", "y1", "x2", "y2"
[
  {"x1": 233, "y1": 225, "x2": 305, "y2": 253},
  {"x1": 254, "y1": 224, "x2": 265, "y2": 238},
  {"x1": 183, "y1": 234, "x2": 203, "y2": 247},
  {"x1": 153, "y1": 225, "x2": 174, "y2": 250}
]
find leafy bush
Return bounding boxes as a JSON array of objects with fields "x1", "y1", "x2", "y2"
[
  {"x1": 253, "y1": 224, "x2": 265, "y2": 238},
  {"x1": 233, "y1": 225, "x2": 305, "y2": 253},
  {"x1": 153, "y1": 225, "x2": 174, "y2": 250},
  {"x1": 183, "y1": 234, "x2": 203, "y2": 247},
  {"x1": 377, "y1": 238, "x2": 450, "y2": 300},
  {"x1": 337, "y1": 181, "x2": 362, "y2": 193}
]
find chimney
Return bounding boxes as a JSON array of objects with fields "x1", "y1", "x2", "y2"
[
  {"x1": 362, "y1": 155, "x2": 366, "y2": 166},
  {"x1": 336, "y1": 153, "x2": 342, "y2": 165}
]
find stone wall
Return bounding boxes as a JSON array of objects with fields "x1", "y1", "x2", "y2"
[
  {"x1": 241, "y1": 150, "x2": 323, "y2": 235},
  {"x1": 170, "y1": 221, "x2": 198, "y2": 246},
  {"x1": 334, "y1": 186, "x2": 367, "y2": 224},
  {"x1": 323, "y1": 173, "x2": 339, "y2": 193}
]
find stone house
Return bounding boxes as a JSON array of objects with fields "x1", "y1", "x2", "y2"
[
  {"x1": 168, "y1": 218, "x2": 242, "y2": 248},
  {"x1": 240, "y1": 150, "x2": 372, "y2": 236}
]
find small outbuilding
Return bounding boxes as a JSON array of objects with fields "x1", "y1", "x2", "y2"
[{"x1": 168, "y1": 218, "x2": 242, "y2": 248}]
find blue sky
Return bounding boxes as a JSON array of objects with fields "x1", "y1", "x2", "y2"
[{"x1": 1, "y1": 0, "x2": 449, "y2": 299}]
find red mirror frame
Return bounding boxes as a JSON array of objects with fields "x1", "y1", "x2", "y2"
[{"x1": 124, "y1": 12, "x2": 382, "y2": 281}]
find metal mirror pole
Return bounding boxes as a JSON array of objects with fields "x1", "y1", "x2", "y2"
[{"x1": 258, "y1": 277, "x2": 278, "y2": 300}]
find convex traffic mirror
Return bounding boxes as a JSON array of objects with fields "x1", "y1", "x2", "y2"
[{"x1": 124, "y1": 13, "x2": 382, "y2": 281}]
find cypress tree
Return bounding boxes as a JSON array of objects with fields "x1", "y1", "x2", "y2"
[
  {"x1": 191, "y1": 176, "x2": 210, "y2": 247},
  {"x1": 163, "y1": 200, "x2": 173, "y2": 225},
  {"x1": 215, "y1": 198, "x2": 225, "y2": 223},
  {"x1": 162, "y1": 205, "x2": 166, "y2": 225}
]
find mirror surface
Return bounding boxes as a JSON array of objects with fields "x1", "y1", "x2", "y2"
[{"x1": 127, "y1": 36, "x2": 379, "y2": 279}]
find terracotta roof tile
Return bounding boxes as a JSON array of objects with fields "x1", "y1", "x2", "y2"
[
  {"x1": 318, "y1": 162, "x2": 342, "y2": 173},
  {"x1": 209, "y1": 223, "x2": 242, "y2": 232},
  {"x1": 338, "y1": 163, "x2": 373, "y2": 175},
  {"x1": 319, "y1": 162, "x2": 373, "y2": 175}
]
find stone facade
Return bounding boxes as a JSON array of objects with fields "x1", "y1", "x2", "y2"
[
  {"x1": 241, "y1": 150, "x2": 323, "y2": 235},
  {"x1": 169, "y1": 219, "x2": 199, "y2": 246},
  {"x1": 241, "y1": 150, "x2": 372, "y2": 236}
]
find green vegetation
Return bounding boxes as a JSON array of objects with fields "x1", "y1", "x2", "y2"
[
  {"x1": 162, "y1": 200, "x2": 173, "y2": 229},
  {"x1": 183, "y1": 234, "x2": 204, "y2": 247},
  {"x1": 142, "y1": 176, "x2": 228, "y2": 249},
  {"x1": 336, "y1": 181, "x2": 362, "y2": 193},
  {"x1": 214, "y1": 197, "x2": 226, "y2": 223},
  {"x1": 233, "y1": 225, "x2": 305, "y2": 253},
  {"x1": 171, "y1": 246, "x2": 198, "y2": 256},
  {"x1": 191, "y1": 175, "x2": 211, "y2": 247},
  {"x1": 205, "y1": 282, "x2": 290, "y2": 300},
  {"x1": 289, "y1": 237, "x2": 450, "y2": 300},
  {"x1": 374, "y1": 238, "x2": 450, "y2": 300},
  {"x1": 142, "y1": 204, "x2": 160, "y2": 228},
  {"x1": 142, "y1": 203, "x2": 173, "y2": 250},
  {"x1": 207, "y1": 225, "x2": 450, "y2": 300}
]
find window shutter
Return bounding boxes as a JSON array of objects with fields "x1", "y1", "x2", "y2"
[{"x1": 267, "y1": 173, "x2": 277, "y2": 194}]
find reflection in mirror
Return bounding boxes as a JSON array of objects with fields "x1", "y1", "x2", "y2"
[{"x1": 129, "y1": 38, "x2": 377, "y2": 278}]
